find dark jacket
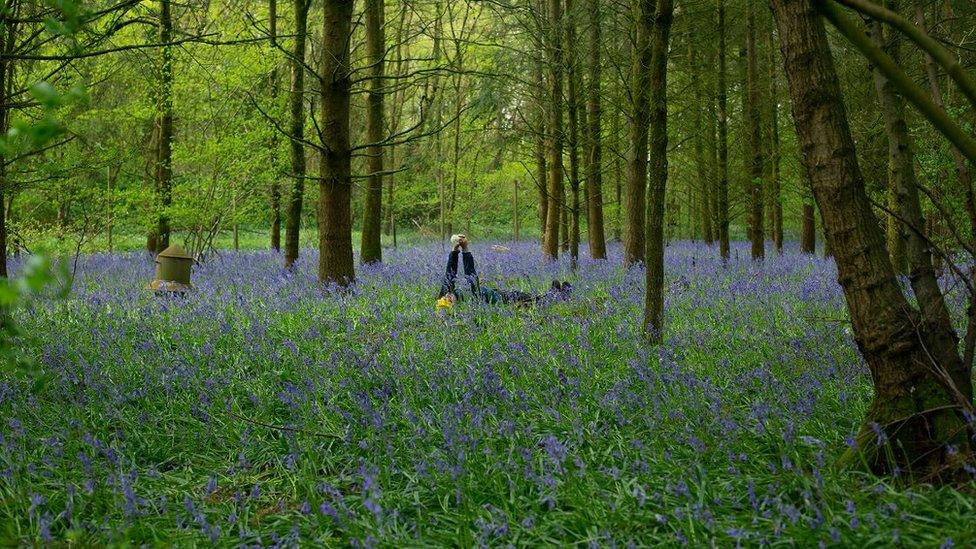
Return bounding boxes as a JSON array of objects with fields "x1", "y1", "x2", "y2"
[{"x1": 438, "y1": 250, "x2": 481, "y2": 300}]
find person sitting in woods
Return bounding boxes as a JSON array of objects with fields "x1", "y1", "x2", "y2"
[{"x1": 436, "y1": 234, "x2": 572, "y2": 309}]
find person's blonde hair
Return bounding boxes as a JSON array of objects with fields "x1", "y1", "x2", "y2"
[{"x1": 450, "y1": 234, "x2": 466, "y2": 249}]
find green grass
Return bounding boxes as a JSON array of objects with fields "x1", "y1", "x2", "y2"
[{"x1": 1, "y1": 241, "x2": 973, "y2": 546}]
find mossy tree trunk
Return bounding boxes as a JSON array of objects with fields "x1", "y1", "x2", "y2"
[
  {"x1": 773, "y1": 0, "x2": 972, "y2": 483},
  {"x1": 284, "y1": 0, "x2": 309, "y2": 269},
  {"x1": 360, "y1": 0, "x2": 385, "y2": 264}
]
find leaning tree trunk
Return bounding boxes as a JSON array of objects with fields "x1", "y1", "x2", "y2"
[
  {"x1": 644, "y1": 0, "x2": 674, "y2": 342},
  {"x1": 773, "y1": 0, "x2": 972, "y2": 483},
  {"x1": 155, "y1": 0, "x2": 174, "y2": 253},
  {"x1": 625, "y1": 0, "x2": 652, "y2": 268},
  {"x1": 542, "y1": 0, "x2": 564, "y2": 260},
  {"x1": 745, "y1": 0, "x2": 764, "y2": 261},
  {"x1": 284, "y1": 0, "x2": 309, "y2": 269},
  {"x1": 716, "y1": 0, "x2": 730, "y2": 261},
  {"x1": 868, "y1": 2, "x2": 967, "y2": 404},
  {"x1": 318, "y1": 0, "x2": 355, "y2": 285},
  {"x1": 584, "y1": 0, "x2": 606, "y2": 259},
  {"x1": 917, "y1": 6, "x2": 976, "y2": 371},
  {"x1": 360, "y1": 0, "x2": 385, "y2": 264}
]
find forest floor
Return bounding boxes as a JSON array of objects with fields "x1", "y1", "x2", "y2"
[{"x1": 4, "y1": 241, "x2": 974, "y2": 546}]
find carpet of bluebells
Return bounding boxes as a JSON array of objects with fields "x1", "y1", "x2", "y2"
[{"x1": 3, "y1": 241, "x2": 974, "y2": 546}]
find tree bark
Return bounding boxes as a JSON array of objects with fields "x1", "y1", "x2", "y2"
[
  {"x1": 284, "y1": 0, "x2": 309, "y2": 269},
  {"x1": 269, "y1": 0, "x2": 281, "y2": 252},
  {"x1": 716, "y1": 0, "x2": 730, "y2": 261},
  {"x1": 584, "y1": 0, "x2": 606, "y2": 259},
  {"x1": 542, "y1": 0, "x2": 564, "y2": 260},
  {"x1": 155, "y1": 0, "x2": 174, "y2": 253},
  {"x1": 318, "y1": 0, "x2": 355, "y2": 285},
  {"x1": 644, "y1": 0, "x2": 674, "y2": 342},
  {"x1": 360, "y1": 0, "x2": 385, "y2": 264},
  {"x1": 773, "y1": 0, "x2": 971, "y2": 482},
  {"x1": 800, "y1": 202, "x2": 815, "y2": 253},
  {"x1": 745, "y1": 0, "x2": 765, "y2": 260}
]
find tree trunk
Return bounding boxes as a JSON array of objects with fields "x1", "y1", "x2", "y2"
[
  {"x1": 560, "y1": 187, "x2": 569, "y2": 252},
  {"x1": 691, "y1": 42, "x2": 714, "y2": 245},
  {"x1": 0, "y1": 17, "x2": 8, "y2": 278},
  {"x1": 360, "y1": 0, "x2": 385, "y2": 264},
  {"x1": 535, "y1": 61, "x2": 548, "y2": 238},
  {"x1": 584, "y1": 0, "x2": 606, "y2": 259},
  {"x1": 155, "y1": 0, "x2": 174, "y2": 253},
  {"x1": 270, "y1": 0, "x2": 281, "y2": 252},
  {"x1": 716, "y1": 0, "x2": 730, "y2": 261},
  {"x1": 284, "y1": 0, "x2": 309, "y2": 269},
  {"x1": 644, "y1": 0, "x2": 674, "y2": 342},
  {"x1": 745, "y1": 0, "x2": 765, "y2": 260},
  {"x1": 318, "y1": 0, "x2": 355, "y2": 285},
  {"x1": 107, "y1": 166, "x2": 115, "y2": 254},
  {"x1": 773, "y1": 0, "x2": 971, "y2": 482},
  {"x1": 800, "y1": 202, "x2": 816, "y2": 253},
  {"x1": 566, "y1": 0, "x2": 581, "y2": 266},
  {"x1": 625, "y1": 0, "x2": 652, "y2": 267},
  {"x1": 514, "y1": 179, "x2": 520, "y2": 241},
  {"x1": 543, "y1": 0, "x2": 564, "y2": 260},
  {"x1": 766, "y1": 24, "x2": 783, "y2": 253},
  {"x1": 917, "y1": 6, "x2": 976, "y2": 371},
  {"x1": 867, "y1": 17, "x2": 908, "y2": 274},
  {"x1": 868, "y1": 1, "x2": 967, "y2": 405}
]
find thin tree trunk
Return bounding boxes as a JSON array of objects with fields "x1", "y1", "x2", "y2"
[
  {"x1": 360, "y1": 0, "x2": 385, "y2": 264},
  {"x1": 716, "y1": 0, "x2": 730, "y2": 260},
  {"x1": 535, "y1": 63, "x2": 548, "y2": 238},
  {"x1": 584, "y1": 0, "x2": 606, "y2": 259},
  {"x1": 0, "y1": 20, "x2": 6, "y2": 278},
  {"x1": 625, "y1": 0, "x2": 651, "y2": 267},
  {"x1": 691, "y1": 41, "x2": 713, "y2": 245},
  {"x1": 765, "y1": 24, "x2": 783, "y2": 253},
  {"x1": 543, "y1": 0, "x2": 564, "y2": 260},
  {"x1": 773, "y1": 0, "x2": 971, "y2": 482},
  {"x1": 745, "y1": 0, "x2": 765, "y2": 260},
  {"x1": 644, "y1": 0, "x2": 674, "y2": 341},
  {"x1": 155, "y1": 0, "x2": 174, "y2": 253},
  {"x1": 284, "y1": 0, "x2": 309, "y2": 269},
  {"x1": 566, "y1": 0, "x2": 581, "y2": 266},
  {"x1": 107, "y1": 166, "x2": 115, "y2": 254},
  {"x1": 514, "y1": 179, "x2": 520, "y2": 241},
  {"x1": 318, "y1": 0, "x2": 355, "y2": 285},
  {"x1": 270, "y1": 0, "x2": 281, "y2": 252}
]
